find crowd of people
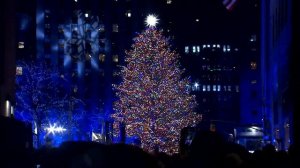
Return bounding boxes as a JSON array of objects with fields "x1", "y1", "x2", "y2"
[{"x1": 31, "y1": 130, "x2": 299, "y2": 168}]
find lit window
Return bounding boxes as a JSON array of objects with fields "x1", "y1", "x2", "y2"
[
  {"x1": 113, "y1": 55, "x2": 119, "y2": 63},
  {"x1": 112, "y1": 24, "x2": 119, "y2": 32},
  {"x1": 228, "y1": 85, "x2": 231, "y2": 91},
  {"x1": 213, "y1": 85, "x2": 216, "y2": 91},
  {"x1": 99, "y1": 54, "x2": 105, "y2": 62},
  {"x1": 195, "y1": 19, "x2": 199, "y2": 22},
  {"x1": 217, "y1": 85, "x2": 221, "y2": 91},
  {"x1": 166, "y1": 0, "x2": 172, "y2": 4},
  {"x1": 74, "y1": 0, "x2": 78, "y2": 2},
  {"x1": 213, "y1": 44, "x2": 216, "y2": 48},
  {"x1": 223, "y1": 45, "x2": 226, "y2": 52},
  {"x1": 74, "y1": 86, "x2": 78, "y2": 93},
  {"x1": 192, "y1": 46, "x2": 196, "y2": 53},
  {"x1": 125, "y1": 10, "x2": 131, "y2": 17},
  {"x1": 217, "y1": 44, "x2": 220, "y2": 48},
  {"x1": 207, "y1": 85, "x2": 210, "y2": 91},
  {"x1": 251, "y1": 80, "x2": 257, "y2": 84},
  {"x1": 250, "y1": 34, "x2": 257, "y2": 42},
  {"x1": 18, "y1": 42, "x2": 24, "y2": 49},
  {"x1": 207, "y1": 44, "x2": 210, "y2": 48},
  {"x1": 99, "y1": 24, "x2": 105, "y2": 32},
  {"x1": 197, "y1": 46, "x2": 200, "y2": 52},
  {"x1": 85, "y1": 13, "x2": 89, "y2": 18},
  {"x1": 202, "y1": 85, "x2": 206, "y2": 92},
  {"x1": 227, "y1": 45, "x2": 231, "y2": 51},
  {"x1": 250, "y1": 61, "x2": 257, "y2": 70},
  {"x1": 16, "y1": 67, "x2": 23, "y2": 75},
  {"x1": 194, "y1": 82, "x2": 199, "y2": 90},
  {"x1": 192, "y1": 82, "x2": 199, "y2": 91},
  {"x1": 235, "y1": 85, "x2": 239, "y2": 92},
  {"x1": 185, "y1": 46, "x2": 189, "y2": 53}
]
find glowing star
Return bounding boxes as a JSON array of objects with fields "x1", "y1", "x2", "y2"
[
  {"x1": 145, "y1": 14, "x2": 159, "y2": 27},
  {"x1": 45, "y1": 123, "x2": 67, "y2": 135}
]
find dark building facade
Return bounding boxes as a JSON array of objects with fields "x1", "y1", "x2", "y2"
[
  {"x1": 182, "y1": 42, "x2": 241, "y2": 126},
  {"x1": 238, "y1": 0, "x2": 261, "y2": 126},
  {"x1": 0, "y1": 0, "x2": 16, "y2": 117},
  {"x1": 175, "y1": 0, "x2": 248, "y2": 135}
]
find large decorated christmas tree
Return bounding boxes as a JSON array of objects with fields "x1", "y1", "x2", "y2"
[{"x1": 112, "y1": 15, "x2": 201, "y2": 154}]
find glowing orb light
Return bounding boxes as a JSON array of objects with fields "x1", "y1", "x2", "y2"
[
  {"x1": 45, "y1": 123, "x2": 67, "y2": 135},
  {"x1": 145, "y1": 14, "x2": 159, "y2": 27}
]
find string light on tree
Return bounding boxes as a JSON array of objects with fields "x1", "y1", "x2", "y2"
[
  {"x1": 112, "y1": 16, "x2": 201, "y2": 155},
  {"x1": 145, "y1": 14, "x2": 159, "y2": 27}
]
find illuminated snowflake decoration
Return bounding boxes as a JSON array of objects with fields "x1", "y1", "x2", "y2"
[
  {"x1": 45, "y1": 123, "x2": 67, "y2": 135},
  {"x1": 145, "y1": 14, "x2": 159, "y2": 28}
]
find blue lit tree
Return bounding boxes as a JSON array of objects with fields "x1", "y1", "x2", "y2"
[{"x1": 15, "y1": 60, "x2": 85, "y2": 147}]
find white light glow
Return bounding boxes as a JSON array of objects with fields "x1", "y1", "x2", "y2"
[
  {"x1": 10, "y1": 106, "x2": 14, "y2": 115},
  {"x1": 45, "y1": 123, "x2": 66, "y2": 135},
  {"x1": 92, "y1": 132, "x2": 104, "y2": 141},
  {"x1": 18, "y1": 42, "x2": 25, "y2": 49},
  {"x1": 145, "y1": 14, "x2": 159, "y2": 27},
  {"x1": 85, "y1": 13, "x2": 89, "y2": 18},
  {"x1": 5, "y1": 100, "x2": 10, "y2": 117}
]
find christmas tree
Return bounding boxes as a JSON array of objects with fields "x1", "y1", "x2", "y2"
[{"x1": 112, "y1": 15, "x2": 201, "y2": 154}]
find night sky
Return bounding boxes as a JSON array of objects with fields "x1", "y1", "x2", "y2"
[{"x1": 171, "y1": 0, "x2": 259, "y2": 44}]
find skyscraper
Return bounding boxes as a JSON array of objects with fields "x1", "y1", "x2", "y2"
[
  {"x1": 260, "y1": 0, "x2": 292, "y2": 150},
  {"x1": 0, "y1": 0, "x2": 16, "y2": 117},
  {"x1": 182, "y1": 42, "x2": 240, "y2": 127}
]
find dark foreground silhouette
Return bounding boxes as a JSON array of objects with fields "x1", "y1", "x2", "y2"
[
  {"x1": 1, "y1": 120, "x2": 299, "y2": 168},
  {"x1": 33, "y1": 131, "x2": 299, "y2": 168}
]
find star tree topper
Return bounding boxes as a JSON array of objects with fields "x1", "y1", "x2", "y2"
[{"x1": 145, "y1": 14, "x2": 159, "y2": 28}]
